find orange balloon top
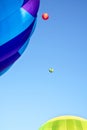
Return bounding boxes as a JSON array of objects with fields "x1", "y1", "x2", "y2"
[{"x1": 42, "y1": 13, "x2": 49, "y2": 20}]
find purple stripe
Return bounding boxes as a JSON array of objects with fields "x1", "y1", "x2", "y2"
[
  {"x1": 0, "y1": 20, "x2": 35, "y2": 62},
  {"x1": 23, "y1": 0, "x2": 40, "y2": 17},
  {"x1": 0, "y1": 53, "x2": 20, "y2": 72}
]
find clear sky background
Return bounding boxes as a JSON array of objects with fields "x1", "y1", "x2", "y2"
[{"x1": 0, "y1": 0, "x2": 87, "y2": 130}]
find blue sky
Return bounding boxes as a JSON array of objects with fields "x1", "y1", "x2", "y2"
[{"x1": 0, "y1": 0, "x2": 87, "y2": 130}]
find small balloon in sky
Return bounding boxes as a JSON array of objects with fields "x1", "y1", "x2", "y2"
[
  {"x1": 42, "y1": 13, "x2": 49, "y2": 20},
  {"x1": 49, "y1": 68, "x2": 54, "y2": 73}
]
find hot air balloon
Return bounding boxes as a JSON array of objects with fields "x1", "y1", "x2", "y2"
[
  {"x1": 39, "y1": 116, "x2": 87, "y2": 130},
  {"x1": 0, "y1": 0, "x2": 40, "y2": 76},
  {"x1": 49, "y1": 68, "x2": 54, "y2": 73},
  {"x1": 42, "y1": 13, "x2": 49, "y2": 20}
]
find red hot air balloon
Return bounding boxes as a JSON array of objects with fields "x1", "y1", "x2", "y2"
[{"x1": 42, "y1": 13, "x2": 49, "y2": 20}]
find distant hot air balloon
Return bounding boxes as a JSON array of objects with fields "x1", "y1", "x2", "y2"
[
  {"x1": 42, "y1": 13, "x2": 49, "y2": 20},
  {"x1": 49, "y1": 68, "x2": 54, "y2": 73},
  {"x1": 39, "y1": 116, "x2": 87, "y2": 130},
  {"x1": 0, "y1": 0, "x2": 40, "y2": 76}
]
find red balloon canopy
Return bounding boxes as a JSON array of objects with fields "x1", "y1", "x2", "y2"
[{"x1": 42, "y1": 13, "x2": 49, "y2": 20}]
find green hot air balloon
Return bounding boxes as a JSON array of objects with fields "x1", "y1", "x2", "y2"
[
  {"x1": 39, "y1": 116, "x2": 87, "y2": 130},
  {"x1": 49, "y1": 68, "x2": 54, "y2": 73}
]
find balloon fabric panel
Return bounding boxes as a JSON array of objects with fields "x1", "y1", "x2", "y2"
[{"x1": 0, "y1": 0, "x2": 40, "y2": 76}]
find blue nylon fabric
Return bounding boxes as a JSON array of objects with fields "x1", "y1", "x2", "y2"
[
  {"x1": 18, "y1": 18, "x2": 37, "y2": 55},
  {"x1": 0, "y1": 65, "x2": 11, "y2": 76},
  {"x1": 0, "y1": 52, "x2": 20, "y2": 72},
  {"x1": 22, "y1": 0, "x2": 29, "y2": 5},
  {"x1": 0, "y1": 20, "x2": 35, "y2": 62},
  {"x1": 0, "y1": 0, "x2": 39, "y2": 76},
  {"x1": 0, "y1": 8, "x2": 34, "y2": 46},
  {"x1": 18, "y1": 38, "x2": 30, "y2": 55},
  {"x1": 0, "y1": 38, "x2": 30, "y2": 75},
  {"x1": 0, "y1": 0, "x2": 24, "y2": 21},
  {"x1": 29, "y1": 18, "x2": 37, "y2": 37}
]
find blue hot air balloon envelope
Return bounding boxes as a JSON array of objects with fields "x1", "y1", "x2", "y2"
[{"x1": 0, "y1": 0, "x2": 40, "y2": 76}]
